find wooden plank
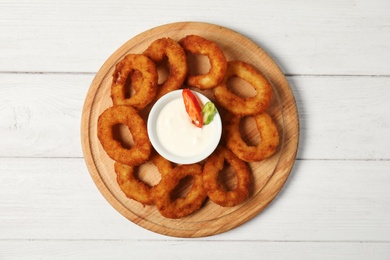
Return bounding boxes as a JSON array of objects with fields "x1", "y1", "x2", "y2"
[
  {"x1": 0, "y1": 0, "x2": 389, "y2": 75},
  {"x1": 1, "y1": 74, "x2": 389, "y2": 160},
  {"x1": 0, "y1": 73, "x2": 93, "y2": 157},
  {"x1": 0, "y1": 240, "x2": 389, "y2": 260},
  {"x1": 0, "y1": 158, "x2": 389, "y2": 241},
  {"x1": 291, "y1": 75, "x2": 390, "y2": 160}
]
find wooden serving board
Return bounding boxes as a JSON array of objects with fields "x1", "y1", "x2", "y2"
[{"x1": 81, "y1": 22, "x2": 299, "y2": 238}]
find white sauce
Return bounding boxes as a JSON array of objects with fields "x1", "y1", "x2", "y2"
[{"x1": 156, "y1": 98, "x2": 216, "y2": 157}]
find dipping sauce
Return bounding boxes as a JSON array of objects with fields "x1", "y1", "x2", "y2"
[
  {"x1": 147, "y1": 90, "x2": 222, "y2": 164},
  {"x1": 156, "y1": 98, "x2": 216, "y2": 157}
]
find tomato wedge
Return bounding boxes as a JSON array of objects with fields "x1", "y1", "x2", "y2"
[{"x1": 182, "y1": 89, "x2": 203, "y2": 128}]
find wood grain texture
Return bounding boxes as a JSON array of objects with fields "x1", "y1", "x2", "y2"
[
  {"x1": 81, "y1": 22, "x2": 299, "y2": 237},
  {"x1": 1, "y1": 240, "x2": 389, "y2": 260},
  {"x1": 1, "y1": 158, "x2": 389, "y2": 242},
  {"x1": 0, "y1": 0, "x2": 389, "y2": 75},
  {"x1": 0, "y1": 73, "x2": 93, "y2": 157}
]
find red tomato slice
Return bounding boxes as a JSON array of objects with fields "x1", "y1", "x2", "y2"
[{"x1": 182, "y1": 89, "x2": 203, "y2": 128}]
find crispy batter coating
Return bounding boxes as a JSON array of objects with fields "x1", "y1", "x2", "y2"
[
  {"x1": 111, "y1": 54, "x2": 158, "y2": 110},
  {"x1": 153, "y1": 164, "x2": 207, "y2": 219},
  {"x1": 97, "y1": 105, "x2": 151, "y2": 166},
  {"x1": 115, "y1": 162, "x2": 154, "y2": 205},
  {"x1": 143, "y1": 37, "x2": 188, "y2": 100},
  {"x1": 225, "y1": 112, "x2": 279, "y2": 162},
  {"x1": 203, "y1": 146, "x2": 251, "y2": 207},
  {"x1": 214, "y1": 60, "x2": 272, "y2": 116},
  {"x1": 148, "y1": 149, "x2": 174, "y2": 176},
  {"x1": 179, "y1": 35, "x2": 227, "y2": 89},
  {"x1": 114, "y1": 152, "x2": 173, "y2": 205}
]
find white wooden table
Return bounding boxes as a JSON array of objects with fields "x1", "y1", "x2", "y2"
[{"x1": 1, "y1": 0, "x2": 389, "y2": 259}]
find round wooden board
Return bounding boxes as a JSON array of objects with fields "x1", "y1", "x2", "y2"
[{"x1": 81, "y1": 22, "x2": 299, "y2": 238}]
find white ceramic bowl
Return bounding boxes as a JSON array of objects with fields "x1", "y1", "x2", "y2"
[{"x1": 147, "y1": 90, "x2": 222, "y2": 164}]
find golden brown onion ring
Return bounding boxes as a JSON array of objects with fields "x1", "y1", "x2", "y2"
[
  {"x1": 214, "y1": 60, "x2": 272, "y2": 116},
  {"x1": 114, "y1": 162, "x2": 154, "y2": 205},
  {"x1": 153, "y1": 164, "x2": 207, "y2": 219},
  {"x1": 111, "y1": 54, "x2": 158, "y2": 110},
  {"x1": 225, "y1": 112, "x2": 279, "y2": 162},
  {"x1": 143, "y1": 38, "x2": 188, "y2": 100},
  {"x1": 97, "y1": 105, "x2": 151, "y2": 166},
  {"x1": 114, "y1": 152, "x2": 173, "y2": 205},
  {"x1": 148, "y1": 149, "x2": 174, "y2": 176},
  {"x1": 179, "y1": 35, "x2": 227, "y2": 89},
  {"x1": 203, "y1": 146, "x2": 251, "y2": 207}
]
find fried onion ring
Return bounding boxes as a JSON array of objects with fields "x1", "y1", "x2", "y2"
[
  {"x1": 148, "y1": 149, "x2": 174, "y2": 176},
  {"x1": 203, "y1": 146, "x2": 251, "y2": 207},
  {"x1": 143, "y1": 38, "x2": 188, "y2": 100},
  {"x1": 111, "y1": 54, "x2": 158, "y2": 110},
  {"x1": 179, "y1": 35, "x2": 227, "y2": 89},
  {"x1": 97, "y1": 105, "x2": 151, "y2": 166},
  {"x1": 225, "y1": 112, "x2": 279, "y2": 162},
  {"x1": 115, "y1": 162, "x2": 154, "y2": 205},
  {"x1": 214, "y1": 60, "x2": 272, "y2": 116},
  {"x1": 114, "y1": 151, "x2": 173, "y2": 205},
  {"x1": 153, "y1": 164, "x2": 207, "y2": 219}
]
